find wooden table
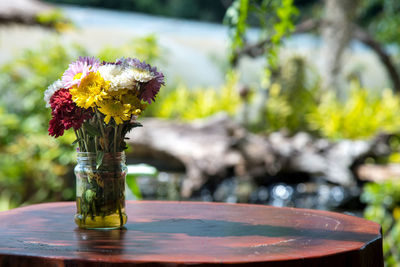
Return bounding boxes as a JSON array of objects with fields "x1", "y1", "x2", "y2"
[{"x1": 0, "y1": 201, "x2": 383, "y2": 267}]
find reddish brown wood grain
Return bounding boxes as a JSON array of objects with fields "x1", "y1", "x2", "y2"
[{"x1": 0, "y1": 201, "x2": 383, "y2": 267}]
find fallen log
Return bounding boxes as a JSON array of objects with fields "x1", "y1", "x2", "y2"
[
  {"x1": 356, "y1": 164, "x2": 400, "y2": 183},
  {"x1": 127, "y1": 114, "x2": 391, "y2": 198},
  {"x1": 0, "y1": 0, "x2": 53, "y2": 25}
]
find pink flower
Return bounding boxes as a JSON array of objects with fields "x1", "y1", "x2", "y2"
[{"x1": 62, "y1": 56, "x2": 100, "y2": 88}]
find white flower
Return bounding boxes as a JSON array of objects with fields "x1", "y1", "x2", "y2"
[
  {"x1": 117, "y1": 58, "x2": 154, "y2": 83},
  {"x1": 98, "y1": 64, "x2": 123, "y2": 82},
  {"x1": 130, "y1": 68, "x2": 154, "y2": 83},
  {"x1": 44, "y1": 79, "x2": 63, "y2": 107},
  {"x1": 98, "y1": 64, "x2": 153, "y2": 91},
  {"x1": 99, "y1": 64, "x2": 133, "y2": 91}
]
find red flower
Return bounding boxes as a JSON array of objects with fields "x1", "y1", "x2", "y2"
[
  {"x1": 48, "y1": 117, "x2": 65, "y2": 138},
  {"x1": 48, "y1": 88, "x2": 92, "y2": 138}
]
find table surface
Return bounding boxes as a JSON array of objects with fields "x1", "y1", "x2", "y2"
[{"x1": 0, "y1": 201, "x2": 383, "y2": 267}]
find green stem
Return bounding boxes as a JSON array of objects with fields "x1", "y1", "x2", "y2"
[
  {"x1": 96, "y1": 110, "x2": 108, "y2": 152},
  {"x1": 84, "y1": 125, "x2": 91, "y2": 152},
  {"x1": 94, "y1": 136, "x2": 98, "y2": 154},
  {"x1": 80, "y1": 128, "x2": 89, "y2": 152},
  {"x1": 74, "y1": 130, "x2": 81, "y2": 150},
  {"x1": 117, "y1": 124, "x2": 123, "y2": 145},
  {"x1": 74, "y1": 129, "x2": 79, "y2": 140},
  {"x1": 118, "y1": 201, "x2": 123, "y2": 228},
  {"x1": 112, "y1": 124, "x2": 123, "y2": 227},
  {"x1": 76, "y1": 130, "x2": 84, "y2": 151},
  {"x1": 114, "y1": 125, "x2": 118, "y2": 155}
]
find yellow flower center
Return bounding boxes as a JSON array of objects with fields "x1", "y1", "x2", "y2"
[{"x1": 73, "y1": 72, "x2": 83, "y2": 80}]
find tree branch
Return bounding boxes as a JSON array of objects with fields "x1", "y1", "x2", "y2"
[
  {"x1": 232, "y1": 19, "x2": 320, "y2": 65},
  {"x1": 352, "y1": 25, "x2": 400, "y2": 93},
  {"x1": 233, "y1": 19, "x2": 400, "y2": 93}
]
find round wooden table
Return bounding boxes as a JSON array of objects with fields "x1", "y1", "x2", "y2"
[{"x1": 0, "y1": 201, "x2": 382, "y2": 267}]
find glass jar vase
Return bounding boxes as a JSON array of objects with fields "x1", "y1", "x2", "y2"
[{"x1": 74, "y1": 152, "x2": 127, "y2": 229}]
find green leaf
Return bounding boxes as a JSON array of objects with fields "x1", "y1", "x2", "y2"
[
  {"x1": 96, "y1": 151, "x2": 104, "y2": 169},
  {"x1": 131, "y1": 122, "x2": 143, "y2": 128},
  {"x1": 72, "y1": 138, "x2": 81, "y2": 145},
  {"x1": 84, "y1": 189, "x2": 96, "y2": 203},
  {"x1": 126, "y1": 174, "x2": 142, "y2": 199},
  {"x1": 124, "y1": 122, "x2": 143, "y2": 134},
  {"x1": 125, "y1": 164, "x2": 158, "y2": 199},
  {"x1": 83, "y1": 122, "x2": 101, "y2": 137}
]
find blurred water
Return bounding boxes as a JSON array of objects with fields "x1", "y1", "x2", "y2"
[
  {"x1": 59, "y1": 5, "x2": 389, "y2": 89},
  {"x1": 61, "y1": 5, "x2": 232, "y2": 39},
  {"x1": 62, "y1": 5, "x2": 380, "y2": 53},
  {"x1": 0, "y1": 4, "x2": 390, "y2": 88},
  {"x1": 57, "y1": 5, "x2": 268, "y2": 88}
]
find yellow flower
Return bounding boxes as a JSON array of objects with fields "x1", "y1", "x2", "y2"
[
  {"x1": 394, "y1": 206, "x2": 400, "y2": 220},
  {"x1": 70, "y1": 72, "x2": 109, "y2": 109},
  {"x1": 106, "y1": 88, "x2": 129, "y2": 98},
  {"x1": 122, "y1": 94, "x2": 147, "y2": 116},
  {"x1": 97, "y1": 99, "x2": 132, "y2": 125}
]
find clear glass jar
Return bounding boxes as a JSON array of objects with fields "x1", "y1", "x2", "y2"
[{"x1": 74, "y1": 152, "x2": 127, "y2": 229}]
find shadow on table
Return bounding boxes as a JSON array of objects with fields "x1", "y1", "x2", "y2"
[
  {"x1": 125, "y1": 218, "x2": 378, "y2": 243},
  {"x1": 72, "y1": 218, "x2": 379, "y2": 257}
]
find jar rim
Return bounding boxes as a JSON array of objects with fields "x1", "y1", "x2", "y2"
[
  {"x1": 76, "y1": 151, "x2": 125, "y2": 156},
  {"x1": 76, "y1": 151, "x2": 126, "y2": 162}
]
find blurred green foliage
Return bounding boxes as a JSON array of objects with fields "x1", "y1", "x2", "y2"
[
  {"x1": 144, "y1": 71, "x2": 241, "y2": 120},
  {"x1": 126, "y1": 164, "x2": 158, "y2": 200},
  {"x1": 362, "y1": 180, "x2": 400, "y2": 266},
  {"x1": 263, "y1": 56, "x2": 318, "y2": 133},
  {"x1": 307, "y1": 82, "x2": 400, "y2": 140},
  {"x1": 0, "y1": 41, "x2": 83, "y2": 210},
  {"x1": 255, "y1": 56, "x2": 400, "y2": 140},
  {"x1": 97, "y1": 35, "x2": 162, "y2": 64},
  {"x1": 358, "y1": 0, "x2": 400, "y2": 45},
  {"x1": 36, "y1": 9, "x2": 73, "y2": 31},
  {"x1": 224, "y1": 0, "x2": 300, "y2": 136},
  {"x1": 225, "y1": 0, "x2": 298, "y2": 72},
  {"x1": 264, "y1": 79, "x2": 400, "y2": 140},
  {"x1": 224, "y1": 0, "x2": 249, "y2": 63}
]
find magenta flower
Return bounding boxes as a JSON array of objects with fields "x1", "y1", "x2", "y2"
[
  {"x1": 139, "y1": 63, "x2": 164, "y2": 103},
  {"x1": 62, "y1": 56, "x2": 100, "y2": 88},
  {"x1": 139, "y1": 72, "x2": 164, "y2": 103},
  {"x1": 117, "y1": 57, "x2": 165, "y2": 103}
]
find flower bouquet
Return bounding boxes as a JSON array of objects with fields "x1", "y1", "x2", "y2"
[{"x1": 45, "y1": 57, "x2": 164, "y2": 229}]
